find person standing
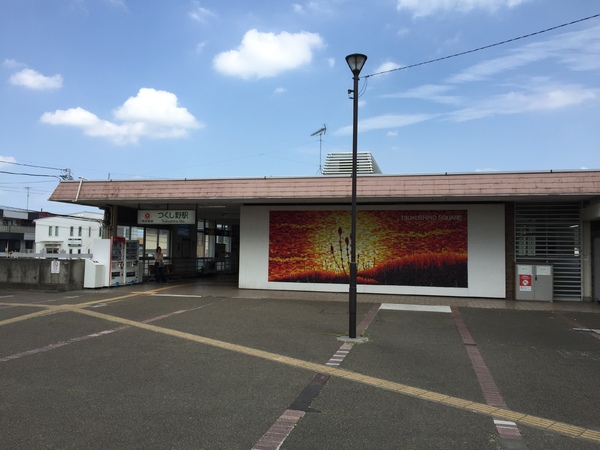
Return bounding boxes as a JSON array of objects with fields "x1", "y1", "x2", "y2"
[{"x1": 154, "y1": 246, "x2": 168, "y2": 283}]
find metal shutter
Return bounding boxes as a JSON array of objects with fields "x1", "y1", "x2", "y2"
[{"x1": 515, "y1": 203, "x2": 582, "y2": 301}]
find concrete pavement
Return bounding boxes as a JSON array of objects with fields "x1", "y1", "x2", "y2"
[{"x1": 1, "y1": 279, "x2": 599, "y2": 449}]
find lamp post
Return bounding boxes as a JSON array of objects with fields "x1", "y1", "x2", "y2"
[{"x1": 345, "y1": 53, "x2": 367, "y2": 339}]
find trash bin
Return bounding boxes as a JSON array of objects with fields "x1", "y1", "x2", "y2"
[
  {"x1": 516, "y1": 264, "x2": 553, "y2": 301},
  {"x1": 84, "y1": 259, "x2": 106, "y2": 288}
]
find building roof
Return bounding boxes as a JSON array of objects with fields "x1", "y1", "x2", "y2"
[
  {"x1": 48, "y1": 170, "x2": 600, "y2": 222},
  {"x1": 50, "y1": 169, "x2": 600, "y2": 200}
]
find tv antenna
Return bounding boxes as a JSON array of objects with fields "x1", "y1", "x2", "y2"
[{"x1": 311, "y1": 124, "x2": 327, "y2": 174}]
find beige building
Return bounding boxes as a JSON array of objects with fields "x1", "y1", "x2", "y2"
[{"x1": 49, "y1": 170, "x2": 600, "y2": 302}]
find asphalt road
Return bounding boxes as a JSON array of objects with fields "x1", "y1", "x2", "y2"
[{"x1": 1, "y1": 282, "x2": 599, "y2": 449}]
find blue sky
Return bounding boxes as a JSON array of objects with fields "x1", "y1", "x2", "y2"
[{"x1": 1, "y1": 0, "x2": 599, "y2": 214}]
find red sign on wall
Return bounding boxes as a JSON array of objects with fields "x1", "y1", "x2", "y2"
[{"x1": 519, "y1": 274, "x2": 532, "y2": 291}]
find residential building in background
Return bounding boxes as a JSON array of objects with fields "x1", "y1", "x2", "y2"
[
  {"x1": 0, "y1": 208, "x2": 51, "y2": 253},
  {"x1": 34, "y1": 212, "x2": 103, "y2": 255}
]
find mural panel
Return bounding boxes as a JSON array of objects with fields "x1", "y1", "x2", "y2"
[{"x1": 268, "y1": 210, "x2": 468, "y2": 287}]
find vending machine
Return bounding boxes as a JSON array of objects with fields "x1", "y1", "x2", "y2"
[
  {"x1": 109, "y1": 237, "x2": 126, "y2": 286},
  {"x1": 124, "y1": 240, "x2": 140, "y2": 285},
  {"x1": 89, "y1": 237, "x2": 125, "y2": 287}
]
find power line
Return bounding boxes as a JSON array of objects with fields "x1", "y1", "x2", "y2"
[
  {"x1": 0, "y1": 170, "x2": 61, "y2": 178},
  {"x1": 365, "y1": 13, "x2": 600, "y2": 79},
  {"x1": 0, "y1": 204, "x2": 103, "y2": 221},
  {"x1": 0, "y1": 159, "x2": 66, "y2": 172}
]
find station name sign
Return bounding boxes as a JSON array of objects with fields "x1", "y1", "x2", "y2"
[{"x1": 138, "y1": 210, "x2": 195, "y2": 225}]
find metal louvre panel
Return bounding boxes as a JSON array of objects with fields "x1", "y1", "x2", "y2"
[{"x1": 515, "y1": 203, "x2": 582, "y2": 301}]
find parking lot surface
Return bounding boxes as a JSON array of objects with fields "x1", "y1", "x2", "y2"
[{"x1": 1, "y1": 280, "x2": 600, "y2": 449}]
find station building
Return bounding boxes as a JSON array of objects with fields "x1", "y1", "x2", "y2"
[{"x1": 48, "y1": 170, "x2": 600, "y2": 302}]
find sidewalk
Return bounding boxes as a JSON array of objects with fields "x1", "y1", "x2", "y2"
[{"x1": 155, "y1": 277, "x2": 600, "y2": 313}]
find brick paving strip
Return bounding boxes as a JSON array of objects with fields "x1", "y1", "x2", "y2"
[
  {"x1": 252, "y1": 303, "x2": 382, "y2": 450},
  {"x1": 451, "y1": 307, "x2": 527, "y2": 446}
]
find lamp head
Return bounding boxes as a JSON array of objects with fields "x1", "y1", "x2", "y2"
[{"x1": 345, "y1": 53, "x2": 367, "y2": 76}]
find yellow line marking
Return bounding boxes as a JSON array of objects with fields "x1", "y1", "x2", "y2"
[
  {"x1": 69, "y1": 306, "x2": 600, "y2": 445},
  {"x1": 0, "y1": 308, "x2": 62, "y2": 326},
  {"x1": 0, "y1": 285, "x2": 178, "y2": 321},
  {"x1": 76, "y1": 293, "x2": 145, "y2": 308},
  {"x1": 0, "y1": 302, "x2": 55, "y2": 308},
  {"x1": 492, "y1": 410, "x2": 526, "y2": 422},
  {"x1": 2, "y1": 291, "x2": 600, "y2": 444},
  {"x1": 582, "y1": 430, "x2": 600, "y2": 441}
]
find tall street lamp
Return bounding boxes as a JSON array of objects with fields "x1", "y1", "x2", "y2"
[{"x1": 345, "y1": 53, "x2": 367, "y2": 339}]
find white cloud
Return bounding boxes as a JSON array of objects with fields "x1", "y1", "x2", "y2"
[
  {"x1": 292, "y1": 1, "x2": 332, "y2": 15},
  {"x1": 189, "y1": 2, "x2": 215, "y2": 22},
  {"x1": 447, "y1": 83, "x2": 597, "y2": 122},
  {"x1": 384, "y1": 84, "x2": 462, "y2": 105},
  {"x1": 9, "y1": 68, "x2": 63, "y2": 90},
  {"x1": 0, "y1": 156, "x2": 17, "y2": 167},
  {"x1": 3, "y1": 59, "x2": 26, "y2": 69},
  {"x1": 106, "y1": 0, "x2": 127, "y2": 10},
  {"x1": 195, "y1": 42, "x2": 207, "y2": 53},
  {"x1": 213, "y1": 29, "x2": 324, "y2": 79},
  {"x1": 373, "y1": 61, "x2": 402, "y2": 76},
  {"x1": 448, "y1": 25, "x2": 600, "y2": 84},
  {"x1": 336, "y1": 113, "x2": 433, "y2": 135},
  {"x1": 273, "y1": 87, "x2": 287, "y2": 95},
  {"x1": 397, "y1": 0, "x2": 529, "y2": 17},
  {"x1": 114, "y1": 88, "x2": 198, "y2": 128},
  {"x1": 40, "y1": 88, "x2": 202, "y2": 145}
]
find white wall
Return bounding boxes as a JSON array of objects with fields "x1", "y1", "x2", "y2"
[
  {"x1": 239, "y1": 204, "x2": 506, "y2": 298},
  {"x1": 34, "y1": 212, "x2": 103, "y2": 255}
]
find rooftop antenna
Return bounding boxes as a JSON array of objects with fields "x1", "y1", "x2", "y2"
[{"x1": 311, "y1": 124, "x2": 327, "y2": 174}]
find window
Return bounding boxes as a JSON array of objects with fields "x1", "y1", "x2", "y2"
[
  {"x1": 45, "y1": 245, "x2": 59, "y2": 254},
  {"x1": 49, "y1": 226, "x2": 52, "y2": 237},
  {"x1": 70, "y1": 226, "x2": 74, "y2": 237},
  {"x1": 78, "y1": 226, "x2": 82, "y2": 237},
  {"x1": 55, "y1": 226, "x2": 59, "y2": 236}
]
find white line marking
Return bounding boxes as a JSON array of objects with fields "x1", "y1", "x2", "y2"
[
  {"x1": 494, "y1": 420, "x2": 517, "y2": 427},
  {"x1": 573, "y1": 327, "x2": 600, "y2": 334},
  {"x1": 380, "y1": 303, "x2": 451, "y2": 313},
  {"x1": 151, "y1": 294, "x2": 204, "y2": 298}
]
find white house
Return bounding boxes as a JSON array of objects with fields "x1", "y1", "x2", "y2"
[{"x1": 35, "y1": 212, "x2": 104, "y2": 255}]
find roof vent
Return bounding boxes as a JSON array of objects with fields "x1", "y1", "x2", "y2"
[{"x1": 322, "y1": 152, "x2": 382, "y2": 175}]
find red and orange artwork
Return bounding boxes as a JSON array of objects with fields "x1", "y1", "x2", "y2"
[{"x1": 268, "y1": 210, "x2": 468, "y2": 287}]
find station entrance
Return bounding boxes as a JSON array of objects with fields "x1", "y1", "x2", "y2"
[{"x1": 107, "y1": 205, "x2": 240, "y2": 282}]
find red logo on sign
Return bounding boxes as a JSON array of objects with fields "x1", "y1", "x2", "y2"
[{"x1": 519, "y1": 274, "x2": 531, "y2": 286}]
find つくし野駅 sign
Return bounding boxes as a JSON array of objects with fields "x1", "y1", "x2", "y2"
[{"x1": 137, "y1": 210, "x2": 195, "y2": 225}]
